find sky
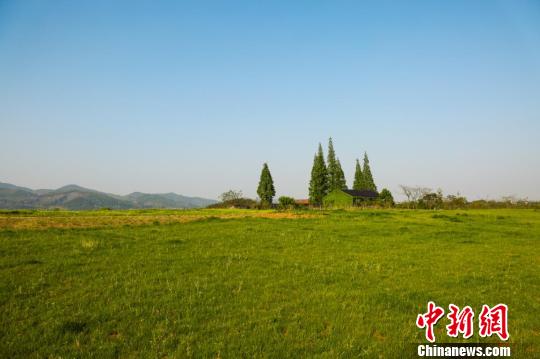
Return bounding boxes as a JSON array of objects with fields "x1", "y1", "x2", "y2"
[{"x1": 1, "y1": 0, "x2": 539, "y2": 201}]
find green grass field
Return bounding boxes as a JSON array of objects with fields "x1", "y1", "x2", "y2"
[{"x1": 1, "y1": 209, "x2": 539, "y2": 358}]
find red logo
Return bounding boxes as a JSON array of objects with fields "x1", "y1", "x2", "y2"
[
  {"x1": 416, "y1": 302, "x2": 509, "y2": 342},
  {"x1": 416, "y1": 301, "x2": 445, "y2": 342},
  {"x1": 446, "y1": 304, "x2": 474, "y2": 339},
  {"x1": 479, "y1": 304, "x2": 509, "y2": 341}
]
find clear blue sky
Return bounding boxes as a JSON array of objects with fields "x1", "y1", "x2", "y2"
[{"x1": 1, "y1": 0, "x2": 539, "y2": 200}]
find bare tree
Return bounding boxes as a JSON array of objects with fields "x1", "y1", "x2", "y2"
[
  {"x1": 400, "y1": 185, "x2": 413, "y2": 203},
  {"x1": 220, "y1": 190, "x2": 243, "y2": 202},
  {"x1": 399, "y1": 185, "x2": 431, "y2": 208}
]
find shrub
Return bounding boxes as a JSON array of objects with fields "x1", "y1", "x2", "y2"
[
  {"x1": 418, "y1": 191, "x2": 443, "y2": 209},
  {"x1": 378, "y1": 188, "x2": 394, "y2": 207},
  {"x1": 278, "y1": 196, "x2": 296, "y2": 209},
  {"x1": 444, "y1": 195, "x2": 468, "y2": 209},
  {"x1": 207, "y1": 198, "x2": 258, "y2": 209}
]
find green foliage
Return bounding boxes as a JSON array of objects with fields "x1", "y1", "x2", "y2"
[
  {"x1": 309, "y1": 144, "x2": 329, "y2": 206},
  {"x1": 326, "y1": 138, "x2": 336, "y2": 186},
  {"x1": 444, "y1": 194, "x2": 468, "y2": 209},
  {"x1": 390, "y1": 190, "x2": 533, "y2": 210},
  {"x1": 353, "y1": 159, "x2": 364, "y2": 190},
  {"x1": 278, "y1": 196, "x2": 296, "y2": 209},
  {"x1": 207, "y1": 198, "x2": 258, "y2": 209},
  {"x1": 326, "y1": 138, "x2": 347, "y2": 190},
  {"x1": 378, "y1": 188, "x2": 394, "y2": 207},
  {"x1": 257, "y1": 163, "x2": 276, "y2": 207},
  {"x1": 326, "y1": 138, "x2": 338, "y2": 190},
  {"x1": 362, "y1": 152, "x2": 377, "y2": 192},
  {"x1": 396, "y1": 191, "x2": 540, "y2": 210},
  {"x1": 335, "y1": 158, "x2": 347, "y2": 189},
  {"x1": 323, "y1": 189, "x2": 353, "y2": 208},
  {"x1": 418, "y1": 190, "x2": 444, "y2": 209},
  {"x1": 0, "y1": 209, "x2": 538, "y2": 357}
]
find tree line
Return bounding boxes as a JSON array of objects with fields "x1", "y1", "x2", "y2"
[
  {"x1": 216, "y1": 147, "x2": 538, "y2": 209},
  {"x1": 253, "y1": 138, "x2": 389, "y2": 207},
  {"x1": 396, "y1": 186, "x2": 540, "y2": 210}
]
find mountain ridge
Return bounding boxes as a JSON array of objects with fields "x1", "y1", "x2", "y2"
[{"x1": 0, "y1": 182, "x2": 217, "y2": 210}]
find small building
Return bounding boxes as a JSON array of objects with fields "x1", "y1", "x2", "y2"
[
  {"x1": 323, "y1": 188, "x2": 378, "y2": 208},
  {"x1": 295, "y1": 199, "x2": 310, "y2": 207}
]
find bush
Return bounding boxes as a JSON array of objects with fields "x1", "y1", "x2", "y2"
[
  {"x1": 207, "y1": 198, "x2": 259, "y2": 209},
  {"x1": 278, "y1": 196, "x2": 296, "y2": 209},
  {"x1": 444, "y1": 195, "x2": 468, "y2": 209},
  {"x1": 378, "y1": 188, "x2": 394, "y2": 207},
  {"x1": 418, "y1": 191, "x2": 443, "y2": 209}
]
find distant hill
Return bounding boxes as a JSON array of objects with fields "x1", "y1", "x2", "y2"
[
  {"x1": 0, "y1": 182, "x2": 217, "y2": 210},
  {"x1": 125, "y1": 192, "x2": 215, "y2": 209}
]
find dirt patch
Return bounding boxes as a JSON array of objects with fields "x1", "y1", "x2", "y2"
[{"x1": 0, "y1": 212, "x2": 319, "y2": 230}]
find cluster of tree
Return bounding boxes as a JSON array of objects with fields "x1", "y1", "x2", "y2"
[
  {"x1": 309, "y1": 138, "x2": 378, "y2": 206},
  {"x1": 466, "y1": 198, "x2": 540, "y2": 209},
  {"x1": 215, "y1": 165, "x2": 539, "y2": 210},
  {"x1": 397, "y1": 186, "x2": 540, "y2": 210},
  {"x1": 398, "y1": 186, "x2": 466, "y2": 209},
  {"x1": 249, "y1": 139, "x2": 381, "y2": 208},
  {"x1": 214, "y1": 138, "x2": 394, "y2": 209}
]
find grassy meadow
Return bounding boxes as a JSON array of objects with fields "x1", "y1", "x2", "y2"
[{"x1": 0, "y1": 208, "x2": 539, "y2": 358}]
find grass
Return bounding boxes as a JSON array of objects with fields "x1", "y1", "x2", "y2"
[
  {"x1": 0, "y1": 209, "x2": 317, "y2": 230},
  {"x1": 0, "y1": 208, "x2": 539, "y2": 357}
]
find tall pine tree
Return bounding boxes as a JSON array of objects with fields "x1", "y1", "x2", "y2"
[
  {"x1": 257, "y1": 163, "x2": 275, "y2": 207},
  {"x1": 326, "y1": 138, "x2": 339, "y2": 190},
  {"x1": 353, "y1": 158, "x2": 364, "y2": 190},
  {"x1": 336, "y1": 158, "x2": 347, "y2": 189},
  {"x1": 362, "y1": 152, "x2": 377, "y2": 192},
  {"x1": 309, "y1": 143, "x2": 328, "y2": 206}
]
